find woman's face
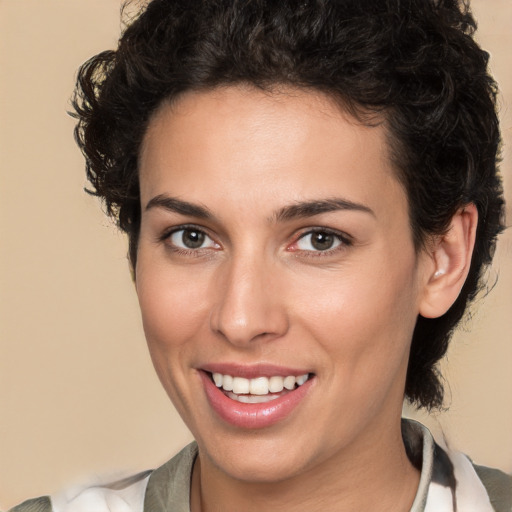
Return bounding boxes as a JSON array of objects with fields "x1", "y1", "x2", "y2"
[{"x1": 136, "y1": 86, "x2": 431, "y2": 482}]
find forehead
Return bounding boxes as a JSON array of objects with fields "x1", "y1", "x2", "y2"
[{"x1": 138, "y1": 86, "x2": 405, "y2": 219}]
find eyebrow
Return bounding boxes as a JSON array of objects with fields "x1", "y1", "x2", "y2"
[
  {"x1": 145, "y1": 194, "x2": 374, "y2": 222},
  {"x1": 273, "y1": 198, "x2": 375, "y2": 222},
  {"x1": 145, "y1": 195, "x2": 214, "y2": 219}
]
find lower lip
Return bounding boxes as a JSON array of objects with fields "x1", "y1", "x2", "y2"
[{"x1": 200, "y1": 371, "x2": 314, "y2": 429}]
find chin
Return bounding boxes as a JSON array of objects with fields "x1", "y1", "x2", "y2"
[{"x1": 196, "y1": 428, "x2": 332, "y2": 485}]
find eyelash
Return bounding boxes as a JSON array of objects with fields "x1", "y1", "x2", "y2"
[
  {"x1": 159, "y1": 225, "x2": 352, "y2": 258},
  {"x1": 289, "y1": 228, "x2": 353, "y2": 257},
  {"x1": 159, "y1": 224, "x2": 220, "y2": 257}
]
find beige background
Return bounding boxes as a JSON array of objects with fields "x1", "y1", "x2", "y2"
[{"x1": 0, "y1": 0, "x2": 510, "y2": 508}]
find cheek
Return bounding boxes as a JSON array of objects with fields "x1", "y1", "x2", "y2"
[
  {"x1": 293, "y1": 253, "x2": 419, "y2": 383},
  {"x1": 135, "y1": 257, "x2": 211, "y2": 360},
  {"x1": 135, "y1": 257, "x2": 216, "y2": 416}
]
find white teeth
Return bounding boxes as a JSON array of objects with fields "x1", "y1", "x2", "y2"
[
  {"x1": 232, "y1": 376, "x2": 250, "y2": 394},
  {"x1": 283, "y1": 376, "x2": 296, "y2": 390},
  {"x1": 227, "y1": 391, "x2": 281, "y2": 403},
  {"x1": 295, "y1": 374, "x2": 308, "y2": 386},
  {"x1": 211, "y1": 372, "x2": 310, "y2": 396},
  {"x1": 223, "y1": 374, "x2": 233, "y2": 391},
  {"x1": 268, "y1": 376, "x2": 284, "y2": 393},
  {"x1": 250, "y1": 377, "x2": 269, "y2": 395}
]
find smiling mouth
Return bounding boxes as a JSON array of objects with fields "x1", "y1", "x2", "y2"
[{"x1": 209, "y1": 372, "x2": 313, "y2": 404}]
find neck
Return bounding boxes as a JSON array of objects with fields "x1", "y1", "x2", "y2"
[{"x1": 190, "y1": 418, "x2": 420, "y2": 512}]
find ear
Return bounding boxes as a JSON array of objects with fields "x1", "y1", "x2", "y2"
[{"x1": 419, "y1": 204, "x2": 478, "y2": 319}]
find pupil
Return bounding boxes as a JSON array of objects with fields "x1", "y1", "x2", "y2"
[
  {"x1": 311, "y1": 232, "x2": 334, "y2": 250},
  {"x1": 182, "y1": 229, "x2": 205, "y2": 249}
]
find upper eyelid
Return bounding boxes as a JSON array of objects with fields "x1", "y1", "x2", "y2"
[
  {"x1": 162, "y1": 226, "x2": 220, "y2": 253},
  {"x1": 285, "y1": 228, "x2": 353, "y2": 257},
  {"x1": 294, "y1": 227, "x2": 353, "y2": 243},
  {"x1": 158, "y1": 223, "x2": 352, "y2": 250},
  {"x1": 160, "y1": 223, "x2": 214, "y2": 240}
]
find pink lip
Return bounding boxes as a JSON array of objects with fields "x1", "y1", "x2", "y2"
[{"x1": 199, "y1": 370, "x2": 314, "y2": 429}]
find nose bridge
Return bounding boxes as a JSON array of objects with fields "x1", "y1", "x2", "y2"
[{"x1": 210, "y1": 247, "x2": 288, "y2": 346}]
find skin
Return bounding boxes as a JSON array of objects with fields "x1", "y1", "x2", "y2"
[{"x1": 135, "y1": 86, "x2": 476, "y2": 511}]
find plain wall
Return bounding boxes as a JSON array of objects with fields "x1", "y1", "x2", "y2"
[{"x1": 0, "y1": 0, "x2": 511, "y2": 508}]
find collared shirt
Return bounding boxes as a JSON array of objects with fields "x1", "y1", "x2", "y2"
[{"x1": 9, "y1": 420, "x2": 512, "y2": 512}]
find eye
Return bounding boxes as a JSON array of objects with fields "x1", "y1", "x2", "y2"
[
  {"x1": 294, "y1": 230, "x2": 347, "y2": 252},
  {"x1": 168, "y1": 227, "x2": 219, "y2": 250}
]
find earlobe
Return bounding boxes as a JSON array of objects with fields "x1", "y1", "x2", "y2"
[{"x1": 419, "y1": 204, "x2": 478, "y2": 319}]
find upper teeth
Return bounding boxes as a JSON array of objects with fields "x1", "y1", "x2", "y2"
[{"x1": 212, "y1": 373, "x2": 309, "y2": 395}]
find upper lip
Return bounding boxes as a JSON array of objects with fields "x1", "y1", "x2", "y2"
[{"x1": 199, "y1": 363, "x2": 313, "y2": 379}]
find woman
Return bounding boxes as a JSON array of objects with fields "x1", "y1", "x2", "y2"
[{"x1": 7, "y1": 0, "x2": 511, "y2": 510}]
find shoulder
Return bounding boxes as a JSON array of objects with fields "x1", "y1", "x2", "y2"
[
  {"x1": 143, "y1": 441, "x2": 197, "y2": 511},
  {"x1": 6, "y1": 443, "x2": 197, "y2": 512},
  {"x1": 51, "y1": 470, "x2": 152, "y2": 512},
  {"x1": 402, "y1": 418, "x2": 512, "y2": 512},
  {"x1": 431, "y1": 439, "x2": 512, "y2": 512},
  {"x1": 473, "y1": 463, "x2": 512, "y2": 512},
  {"x1": 7, "y1": 471, "x2": 152, "y2": 512},
  {"x1": 7, "y1": 497, "x2": 52, "y2": 512}
]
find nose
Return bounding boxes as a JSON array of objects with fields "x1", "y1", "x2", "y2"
[{"x1": 209, "y1": 254, "x2": 289, "y2": 346}]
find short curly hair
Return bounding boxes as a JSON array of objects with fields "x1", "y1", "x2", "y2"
[{"x1": 72, "y1": 0, "x2": 504, "y2": 410}]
